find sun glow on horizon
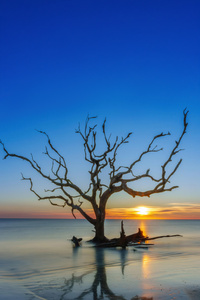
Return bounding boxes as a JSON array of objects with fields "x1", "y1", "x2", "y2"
[{"x1": 135, "y1": 206, "x2": 150, "y2": 216}]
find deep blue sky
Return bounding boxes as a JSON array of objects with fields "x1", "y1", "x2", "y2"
[{"x1": 0, "y1": 0, "x2": 200, "y2": 218}]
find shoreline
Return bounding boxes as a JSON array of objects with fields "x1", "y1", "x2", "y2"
[
  {"x1": 1, "y1": 277, "x2": 200, "y2": 300},
  {"x1": 1, "y1": 219, "x2": 200, "y2": 299}
]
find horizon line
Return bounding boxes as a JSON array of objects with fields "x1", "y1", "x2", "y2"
[{"x1": 0, "y1": 217, "x2": 200, "y2": 220}]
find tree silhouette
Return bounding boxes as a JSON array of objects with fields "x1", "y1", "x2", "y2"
[{"x1": 0, "y1": 110, "x2": 188, "y2": 242}]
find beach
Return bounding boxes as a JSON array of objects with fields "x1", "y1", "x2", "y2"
[{"x1": 0, "y1": 219, "x2": 200, "y2": 299}]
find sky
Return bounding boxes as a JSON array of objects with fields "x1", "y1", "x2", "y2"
[{"x1": 0, "y1": 0, "x2": 200, "y2": 219}]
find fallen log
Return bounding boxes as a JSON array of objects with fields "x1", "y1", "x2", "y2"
[
  {"x1": 96, "y1": 221, "x2": 146, "y2": 248},
  {"x1": 142, "y1": 234, "x2": 182, "y2": 241},
  {"x1": 96, "y1": 221, "x2": 127, "y2": 248},
  {"x1": 95, "y1": 221, "x2": 182, "y2": 248},
  {"x1": 128, "y1": 243, "x2": 154, "y2": 246},
  {"x1": 126, "y1": 227, "x2": 147, "y2": 243}
]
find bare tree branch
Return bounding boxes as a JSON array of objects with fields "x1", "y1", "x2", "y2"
[{"x1": 0, "y1": 110, "x2": 188, "y2": 242}]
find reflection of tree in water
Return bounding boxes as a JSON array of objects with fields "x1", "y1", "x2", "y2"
[
  {"x1": 59, "y1": 272, "x2": 90, "y2": 300},
  {"x1": 71, "y1": 248, "x2": 126, "y2": 300},
  {"x1": 28, "y1": 248, "x2": 153, "y2": 300}
]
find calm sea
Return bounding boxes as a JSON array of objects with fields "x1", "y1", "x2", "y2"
[{"x1": 0, "y1": 219, "x2": 200, "y2": 300}]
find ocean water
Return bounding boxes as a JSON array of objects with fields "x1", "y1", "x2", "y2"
[{"x1": 0, "y1": 219, "x2": 200, "y2": 300}]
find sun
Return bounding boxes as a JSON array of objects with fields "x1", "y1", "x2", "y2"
[{"x1": 136, "y1": 206, "x2": 149, "y2": 216}]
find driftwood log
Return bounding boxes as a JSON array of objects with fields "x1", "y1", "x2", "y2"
[
  {"x1": 96, "y1": 221, "x2": 182, "y2": 248},
  {"x1": 71, "y1": 236, "x2": 82, "y2": 247}
]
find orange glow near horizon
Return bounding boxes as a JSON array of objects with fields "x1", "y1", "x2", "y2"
[
  {"x1": 1, "y1": 203, "x2": 200, "y2": 219},
  {"x1": 135, "y1": 206, "x2": 150, "y2": 216}
]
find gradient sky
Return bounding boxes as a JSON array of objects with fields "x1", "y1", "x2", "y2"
[{"x1": 0, "y1": 0, "x2": 200, "y2": 219}]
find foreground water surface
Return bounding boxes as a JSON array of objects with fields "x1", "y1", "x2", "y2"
[{"x1": 0, "y1": 219, "x2": 200, "y2": 300}]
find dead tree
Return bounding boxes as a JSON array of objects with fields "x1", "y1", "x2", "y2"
[
  {"x1": 0, "y1": 110, "x2": 188, "y2": 243},
  {"x1": 95, "y1": 223, "x2": 182, "y2": 248}
]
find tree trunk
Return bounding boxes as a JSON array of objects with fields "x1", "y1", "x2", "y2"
[{"x1": 93, "y1": 218, "x2": 108, "y2": 243}]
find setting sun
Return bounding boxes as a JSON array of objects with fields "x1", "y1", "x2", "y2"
[{"x1": 136, "y1": 206, "x2": 149, "y2": 216}]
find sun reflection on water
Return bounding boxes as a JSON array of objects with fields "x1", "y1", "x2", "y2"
[
  {"x1": 142, "y1": 253, "x2": 151, "y2": 278},
  {"x1": 138, "y1": 220, "x2": 147, "y2": 238}
]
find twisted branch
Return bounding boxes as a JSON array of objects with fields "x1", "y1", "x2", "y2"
[{"x1": 0, "y1": 110, "x2": 188, "y2": 224}]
